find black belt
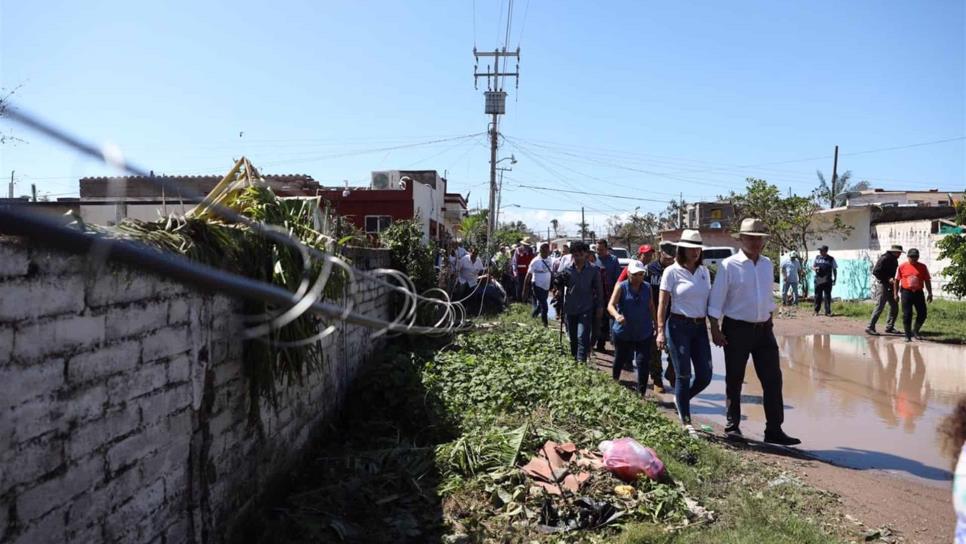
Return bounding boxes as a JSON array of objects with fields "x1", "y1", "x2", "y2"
[
  {"x1": 669, "y1": 313, "x2": 706, "y2": 324},
  {"x1": 723, "y1": 316, "x2": 772, "y2": 327}
]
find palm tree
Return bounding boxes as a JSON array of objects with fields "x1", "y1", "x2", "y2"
[
  {"x1": 815, "y1": 170, "x2": 870, "y2": 208},
  {"x1": 550, "y1": 218, "x2": 560, "y2": 239}
]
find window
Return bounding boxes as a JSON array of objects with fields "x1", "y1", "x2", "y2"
[
  {"x1": 365, "y1": 215, "x2": 392, "y2": 233},
  {"x1": 709, "y1": 209, "x2": 723, "y2": 219}
]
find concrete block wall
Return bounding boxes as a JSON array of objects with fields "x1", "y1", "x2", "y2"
[{"x1": 0, "y1": 239, "x2": 392, "y2": 543}]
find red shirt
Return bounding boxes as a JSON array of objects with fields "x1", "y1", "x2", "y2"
[{"x1": 896, "y1": 261, "x2": 930, "y2": 291}]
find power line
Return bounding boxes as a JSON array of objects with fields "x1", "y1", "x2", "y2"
[
  {"x1": 516, "y1": 0, "x2": 531, "y2": 47},
  {"x1": 510, "y1": 182, "x2": 673, "y2": 204}
]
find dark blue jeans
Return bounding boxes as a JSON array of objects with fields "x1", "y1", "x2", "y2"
[
  {"x1": 531, "y1": 285, "x2": 549, "y2": 326},
  {"x1": 566, "y1": 311, "x2": 593, "y2": 362},
  {"x1": 613, "y1": 337, "x2": 655, "y2": 389},
  {"x1": 665, "y1": 318, "x2": 713, "y2": 423}
]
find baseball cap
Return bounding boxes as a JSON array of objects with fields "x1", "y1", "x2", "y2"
[
  {"x1": 627, "y1": 260, "x2": 647, "y2": 275},
  {"x1": 638, "y1": 244, "x2": 654, "y2": 255}
]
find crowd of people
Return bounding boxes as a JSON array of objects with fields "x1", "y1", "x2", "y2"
[
  {"x1": 435, "y1": 225, "x2": 964, "y2": 538},
  {"x1": 779, "y1": 242, "x2": 935, "y2": 342},
  {"x1": 436, "y1": 218, "x2": 939, "y2": 444}
]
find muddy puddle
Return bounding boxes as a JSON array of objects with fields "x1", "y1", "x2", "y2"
[{"x1": 690, "y1": 335, "x2": 964, "y2": 486}]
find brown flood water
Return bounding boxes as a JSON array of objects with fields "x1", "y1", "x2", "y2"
[{"x1": 691, "y1": 335, "x2": 965, "y2": 486}]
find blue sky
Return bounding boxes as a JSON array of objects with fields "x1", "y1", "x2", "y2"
[{"x1": 1, "y1": 0, "x2": 963, "y2": 234}]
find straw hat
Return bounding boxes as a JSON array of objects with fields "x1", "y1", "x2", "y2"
[
  {"x1": 733, "y1": 218, "x2": 769, "y2": 238},
  {"x1": 676, "y1": 229, "x2": 704, "y2": 248}
]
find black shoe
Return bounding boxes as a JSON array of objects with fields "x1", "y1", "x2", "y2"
[
  {"x1": 724, "y1": 426, "x2": 743, "y2": 439},
  {"x1": 914, "y1": 333, "x2": 925, "y2": 341},
  {"x1": 864, "y1": 327, "x2": 878, "y2": 335},
  {"x1": 884, "y1": 327, "x2": 899, "y2": 334},
  {"x1": 763, "y1": 430, "x2": 801, "y2": 446}
]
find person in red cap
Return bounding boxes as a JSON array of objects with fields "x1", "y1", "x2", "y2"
[{"x1": 617, "y1": 244, "x2": 655, "y2": 283}]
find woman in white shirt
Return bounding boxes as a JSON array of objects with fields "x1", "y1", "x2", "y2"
[{"x1": 656, "y1": 230, "x2": 712, "y2": 437}]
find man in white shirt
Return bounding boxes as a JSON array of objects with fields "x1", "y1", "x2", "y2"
[
  {"x1": 523, "y1": 242, "x2": 554, "y2": 327},
  {"x1": 455, "y1": 247, "x2": 487, "y2": 298},
  {"x1": 708, "y1": 218, "x2": 800, "y2": 446}
]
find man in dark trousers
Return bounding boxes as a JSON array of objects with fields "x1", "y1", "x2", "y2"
[
  {"x1": 895, "y1": 248, "x2": 933, "y2": 341},
  {"x1": 643, "y1": 243, "x2": 676, "y2": 393},
  {"x1": 561, "y1": 241, "x2": 603, "y2": 362},
  {"x1": 709, "y1": 218, "x2": 800, "y2": 446},
  {"x1": 595, "y1": 239, "x2": 621, "y2": 352},
  {"x1": 812, "y1": 245, "x2": 837, "y2": 316},
  {"x1": 866, "y1": 244, "x2": 903, "y2": 335}
]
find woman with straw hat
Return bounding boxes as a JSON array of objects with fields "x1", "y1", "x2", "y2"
[{"x1": 656, "y1": 229, "x2": 713, "y2": 437}]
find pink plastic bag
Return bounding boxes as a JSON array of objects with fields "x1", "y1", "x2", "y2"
[{"x1": 598, "y1": 438, "x2": 666, "y2": 482}]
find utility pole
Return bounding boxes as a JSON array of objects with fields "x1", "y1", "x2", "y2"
[
  {"x1": 31, "y1": 184, "x2": 36, "y2": 202},
  {"x1": 8, "y1": 171, "x2": 13, "y2": 199},
  {"x1": 678, "y1": 192, "x2": 684, "y2": 229},
  {"x1": 474, "y1": 47, "x2": 520, "y2": 251},
  {"x1": 581, "y1": 207, "x2": 586, "y2": 242},
  {"x1": 830, "y1": 145, "x2": 839, "y2": 208}
]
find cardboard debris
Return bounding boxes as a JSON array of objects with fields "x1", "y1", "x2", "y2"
[{"x1": 520, "y1": 441, "x2": 603, "y2": 495}]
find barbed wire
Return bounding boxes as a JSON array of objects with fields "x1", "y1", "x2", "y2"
[{"x1": 1, "y1": 104, "x2": 488, "y2": 339}]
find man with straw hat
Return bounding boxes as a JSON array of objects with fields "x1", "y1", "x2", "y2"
[
  {"x1": 866, "y1": 244, "x2": 904, "y2": 335},
  {"x1": 708, "y1": 218, "x2": 800, "y2": 446}
]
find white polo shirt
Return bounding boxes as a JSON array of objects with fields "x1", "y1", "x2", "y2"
[
  {"x1": 457, "y1": 254, "x2": 485, "y2": 286},
  {"x1": 708, "y1": 250, "x2": 776, "y2": 323},
  {"x1": 659, "y1": 262, "x2": 711, "y2": 318}
]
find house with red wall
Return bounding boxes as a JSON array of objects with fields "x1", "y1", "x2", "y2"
[{"x1": 318, "y1": 170, "x2": 467, "y2": 242}]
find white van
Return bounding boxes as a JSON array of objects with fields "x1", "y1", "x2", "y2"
[{"x1": 702, "y1": 246, "x2": 737, "y2": 268}]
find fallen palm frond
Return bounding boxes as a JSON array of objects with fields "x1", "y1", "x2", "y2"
[{"x1": 88, "y1": 158, "x2": 348, "y2": 409}]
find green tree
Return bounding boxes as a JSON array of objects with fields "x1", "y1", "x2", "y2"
[
  {"x1": 608, "y1": 208, "x2": 659, "y2": 249},
  {"x1": 381, "y1": 218, "x2": 436, "y2": 293},
  {"x1": 814, "y1": 170, "x2": 871, "y2": 208},
  {"x1": 725, "y1": 177, "x2": 854, "y2": 270},
  {"x1": 458, "y1": 210, "x2": 488, "y2": 249},
  {"x1": 937, "y1": 197, "x2": 966, "y2": 298},
  {"x1": 659, "y1": 198, "x2": 688, "y2": 229}
]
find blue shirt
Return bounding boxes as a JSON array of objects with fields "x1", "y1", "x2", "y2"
[
  {"x1": 781, "y1": 259, "x2": 802, "y2": 283},
  {"x1": 597, "y1": 253, "x2": 621, "y2": 291},
  {"x1": 563, "y1": 262, "x2": 603, "y2": 315},
  {"x1": 611, "y1": 280, "x2": 654, "y2": 341}
]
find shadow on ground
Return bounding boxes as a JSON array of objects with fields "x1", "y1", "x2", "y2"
[{"x1": 240, "y1": 339, "x2": 454, "y2": 543}]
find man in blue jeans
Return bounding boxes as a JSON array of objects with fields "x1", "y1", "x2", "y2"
[
  {"x1": 595, "y1": 239, "x2": 621, "y2": 353},
  {"x1": 562, "y1": 241, "x2": 603, "y2": 362},
  {"x1": 523, "y1": 242, "x2": 554, "y2": 327}
]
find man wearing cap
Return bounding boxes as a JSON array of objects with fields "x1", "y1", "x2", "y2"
[
  {"x1": 812, "y1": 245, "x2": 837, "y2": 316},
  {"x1": 895, "y1": 248, "x2": 933, "y2": 341},
  {"x1": 866, "y1": 244, "x2": 904, "y2": 335},
  {"x1": 708, "y1": 218, "x2": 800, "y2": 446},
  {"x1": 780, "y1": 251, "x2": 803, "y2": 305},
  {"x1": 617, "y1": 244, "x2": 655, "y2": 283}
]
